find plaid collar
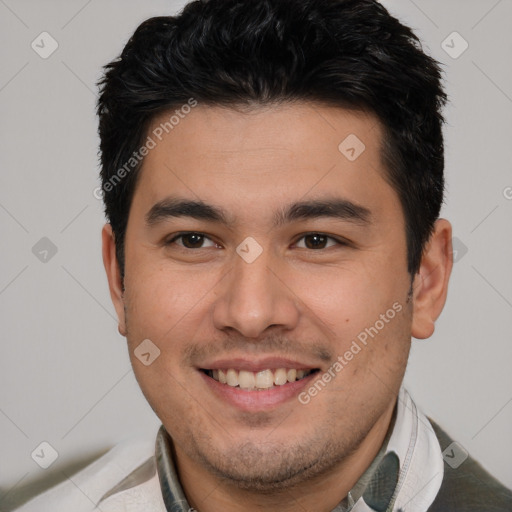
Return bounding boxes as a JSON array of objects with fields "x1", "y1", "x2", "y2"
[{"x1": 155, "y1": 387, "x2": 444, "y2": 512}]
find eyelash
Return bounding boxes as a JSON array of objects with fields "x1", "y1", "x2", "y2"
[{"x1": 165, "y1": 232, "x2": 348, "y2": 250}]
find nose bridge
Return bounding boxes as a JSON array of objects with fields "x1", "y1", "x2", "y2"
[
  {"x1": 212, "y1": 242, "x2": 299, "y2": 337},
  {"x1": 233, "y1": 248, "x2": 273, "y2": 303}
]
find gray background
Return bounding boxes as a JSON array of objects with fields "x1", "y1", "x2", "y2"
[{"x1": 1, "y1": 0, "x2": 511, "y2": 509}]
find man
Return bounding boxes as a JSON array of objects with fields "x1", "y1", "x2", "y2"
[{"x1": 15, "y1": 0, "x2": 512, "y2": 510}]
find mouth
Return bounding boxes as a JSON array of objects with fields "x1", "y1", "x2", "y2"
[{"x1": 201, "y1": 367, "x2": 320, "y2": 392}]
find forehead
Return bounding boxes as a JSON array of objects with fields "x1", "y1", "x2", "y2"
[
  {"x1": 145, "y1": 102, "x2": 382, "y2": 164},
  {"x1": 131, "y1": 102, "x2": 397, "y2": 227}
]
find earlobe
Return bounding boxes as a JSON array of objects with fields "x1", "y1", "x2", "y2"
[
  {"x1": 411, "y1": 219, "x2": 453, "y2": 340},
  {"x1": 101, "y1": 224, "x2": 127, "y2": 337}
]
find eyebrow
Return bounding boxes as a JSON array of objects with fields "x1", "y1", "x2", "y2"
[{"x1": 145, "y1": 196, "x2": 371, "y2": 228}]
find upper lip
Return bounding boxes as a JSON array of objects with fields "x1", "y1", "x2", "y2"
[{"x1": 198, "y1": 357, "x2": 320, "y2": 373}]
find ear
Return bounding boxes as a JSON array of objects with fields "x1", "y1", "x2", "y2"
[
  {"x1": 102, "y1": 223, "x2": 127, "y2": 337},
  {"x1": 411, "y1": 219, "x2": 453, "y2": 339}
]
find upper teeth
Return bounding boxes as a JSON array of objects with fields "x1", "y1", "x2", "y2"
[{"x1": 209, "y1": 368, "x2": 312, "y2": 390}]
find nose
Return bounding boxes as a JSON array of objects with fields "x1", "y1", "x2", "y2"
[{"x1": 212, "y1": 247, "x2": 300, "y2": 339}]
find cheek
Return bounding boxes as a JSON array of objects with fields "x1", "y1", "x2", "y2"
[
  {"x1": 293, "y1": 260, "x2": 411, "y2": 382},
  {"x1": 295, "y1": 262, "x2": 405, "y2": 330},
  {"x1": 123, "y1": 259, "x2": 216, "y2": 340}
]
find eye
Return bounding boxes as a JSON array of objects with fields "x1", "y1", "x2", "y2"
[
  {"x1": 294, "y1": 233, "x2": 343, "y2": 250},
  {"x1": 166, "y1": 232, "x2": 219, "y2": 249}
]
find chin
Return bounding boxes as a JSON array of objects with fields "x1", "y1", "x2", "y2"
[{"x1": 195, "y1": 434, "x2": 351, "y2": 493}]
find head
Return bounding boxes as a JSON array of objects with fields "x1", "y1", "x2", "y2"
[{"x1": 98, "y1": 0, "x2": 452, "y2": 496}]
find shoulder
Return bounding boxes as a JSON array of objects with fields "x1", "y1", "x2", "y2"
[
  {"x1": 427, "y1": 419, "x2": 512, "y2": 512},
  {"x1": 12, "y1": 435, "x2": 155, "y2": 512}
]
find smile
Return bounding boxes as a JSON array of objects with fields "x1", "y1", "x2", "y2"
[{"x1": 202, "y1": 368, "x2": 319, "y2": 391}]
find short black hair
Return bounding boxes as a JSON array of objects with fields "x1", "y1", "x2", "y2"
[{"x1": 97, "y1": 0, "x2": 447, "y2": 278}]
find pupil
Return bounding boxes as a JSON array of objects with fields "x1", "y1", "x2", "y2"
[
  {"x1": 184, "y1": 233, "x2": 203, "y2": 248},
  {"x1": 306, "y1": 234, "x2": 326, "y2": 249}
]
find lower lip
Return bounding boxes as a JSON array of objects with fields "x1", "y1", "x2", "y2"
[{"x1": 199, "y1": 371, "x2": 318, "y2": 411}]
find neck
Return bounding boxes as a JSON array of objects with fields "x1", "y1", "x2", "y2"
[{"x1": 173, "y1": 400, "x2": 397, "y2": 512}]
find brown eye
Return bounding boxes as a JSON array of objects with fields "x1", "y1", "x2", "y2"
[
  {"x1": 295, "y1": 234, "x2": 339, "y2": 250},
  {"x1": 167, "y1": 233, "x2": 218, "y2": 249},
  {"x1": 181, "y1": 233, "x2": 205, "y2": 248}
]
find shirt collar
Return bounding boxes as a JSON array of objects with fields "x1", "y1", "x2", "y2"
[{"x1": 155, "y1": 387, "x2": 444, "y2": 512}]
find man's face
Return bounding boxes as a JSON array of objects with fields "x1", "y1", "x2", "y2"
[{"x1": 113, "y1": 103, "x2": 415, "y2": 487}]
